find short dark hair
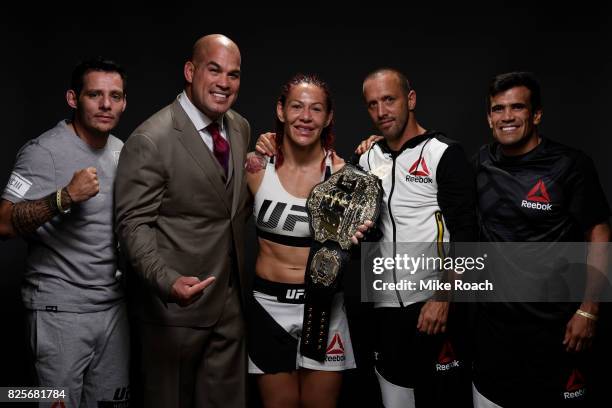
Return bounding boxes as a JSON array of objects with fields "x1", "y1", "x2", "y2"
[
  {"x1": 488, "y1": 71, "x2": 541, "y2": 111},
  {"x1": 363, "y1": 67, "x2": 412, "y2": 95},
  {"x1": 70, "y1": 57, "x2": 127, "y2": 96}
]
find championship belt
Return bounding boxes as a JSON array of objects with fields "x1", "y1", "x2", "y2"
[{"x1": 301, "y1": 163, "x2": 383, "y2": 361}]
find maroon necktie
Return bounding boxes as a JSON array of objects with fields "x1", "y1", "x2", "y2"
[{"x1": 207, "y1": 122, "x2": 229, "y2": 176}]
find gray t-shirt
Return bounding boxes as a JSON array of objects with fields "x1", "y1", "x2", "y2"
[{"x1": 2, "y1": 120, "x2": 124, "y2": 312}]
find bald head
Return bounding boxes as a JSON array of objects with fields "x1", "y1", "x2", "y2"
[
  {"x1": 184, "y1": 34, "x2": 242, "y2": 120},
  {"x1": 363, "y1": 68, "x2": 412, "y2": 96},
  {"x1": 192, "y1": 34, "x2": 241, "y2": 65}
]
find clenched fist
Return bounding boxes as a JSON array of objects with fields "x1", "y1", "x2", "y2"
[{"x1": 66, "y1": 167, "x2": 100, "y2": 203}]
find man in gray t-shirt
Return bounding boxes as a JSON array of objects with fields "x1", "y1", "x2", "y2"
[{"x1": 0, "y1": 58, "x2": 129, "y2": 408}]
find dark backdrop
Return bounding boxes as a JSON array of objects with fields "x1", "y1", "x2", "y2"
[{"x1": 1, "y1": 3, "x2": 610, "y2": 406}]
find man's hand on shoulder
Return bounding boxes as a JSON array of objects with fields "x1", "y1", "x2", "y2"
[
  {"x1": 255, "y1": 132, "x2": 276, "y2": 157},
  {"x1": 355, "y1": 135, "x2": 384, "y2": 155}
]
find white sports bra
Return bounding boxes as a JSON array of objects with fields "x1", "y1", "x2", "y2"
[{"x1": 254, "y1": 153, "x2": 333, "y2": 247}]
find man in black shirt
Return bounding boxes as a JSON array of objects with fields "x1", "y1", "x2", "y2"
[{"x1": 473, "y1": 71, "x2": 611, "y2": 407}]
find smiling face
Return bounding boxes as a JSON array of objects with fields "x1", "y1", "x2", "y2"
[
  {"x1": 67, "y1": 70, "x2": 126, "y2": 136},
  {"x1": 184, "y1": 38, "x2": 241, "y2": 120},
  {"x1": 277, "y1": 82, "x2": 333, "y2": 148},
  {"x1": 488, "y1": 86, "x2": 542, "y2": 155}
]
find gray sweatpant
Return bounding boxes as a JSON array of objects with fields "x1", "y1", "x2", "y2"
[{"x1": 27, "y1": 302, "x2": 129, "y2": 407}]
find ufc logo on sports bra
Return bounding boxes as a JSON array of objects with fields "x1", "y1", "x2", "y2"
[{"x1": 257, "y1": 200, "x2": 309, "y2": 232}]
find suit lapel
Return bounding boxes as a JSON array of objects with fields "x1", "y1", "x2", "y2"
[
  {"x1": 226, "y1": 111, "x2": 246, "y2": 217},
  {"x1": 171, "y1": 100, "x2": 231, "y2": 211}
]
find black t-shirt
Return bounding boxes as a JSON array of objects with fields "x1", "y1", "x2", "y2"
[
  {"x1": 473, "y1": 137, "x2": 610, "y2": 404},
  {"x1": 475, "y1": 137, "x2": 610, "y2": 320},
  {"x1": 477, "y1": 137, "x2": 609, "y2": 243}
]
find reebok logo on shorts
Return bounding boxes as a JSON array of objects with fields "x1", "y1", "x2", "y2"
[
  {"x1": 435, "y1": 340, "x2": 460, "y2": 372},
  {"x1": 5, "y1": 172, "x2": 32, "y2": 199},
  {"x1": 325, "y1": 332, "x2": 346, "y2": 362},
  {"x1": 521, "y1": 179, "x2": 552, "y2": 211},
  {"x1": 563, "y1": 369, "x2": 586, "y2": 400}
]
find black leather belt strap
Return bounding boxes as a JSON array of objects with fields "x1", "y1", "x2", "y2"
[{"x1": 301, "y1": 240, "x2": 351, "y2": 361}]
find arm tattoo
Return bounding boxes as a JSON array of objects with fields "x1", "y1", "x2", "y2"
[
  {"x1": 11, "y1": 188, "x2": 72, "y2": 235},
  {"x1": 245, "y1": 152, "x2": 267, "y2": 174}
]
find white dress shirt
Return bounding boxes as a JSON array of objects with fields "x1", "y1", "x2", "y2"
[{"x1": 177, "y1": 91, "x2": 229, "y2": 152}]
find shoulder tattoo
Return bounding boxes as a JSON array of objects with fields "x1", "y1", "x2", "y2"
[{"x1": 245, "y1": 152, "x2": 267, "y2": 174}]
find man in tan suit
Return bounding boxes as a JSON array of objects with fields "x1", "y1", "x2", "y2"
[{"x1": 115, "y1": 34, "x2": 250, "y2": 408}]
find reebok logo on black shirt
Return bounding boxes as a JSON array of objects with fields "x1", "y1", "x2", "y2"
[{"x1": 521, "y1": 179, "x2": 552, "y2": 211}]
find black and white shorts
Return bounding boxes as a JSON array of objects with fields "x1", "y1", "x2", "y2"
[
  {"x1": 374, "y1": 303, "x2": 472, "y2": 406},
  {"x1": 247, "y1": 276, "x2": 356, "y2": 374}
]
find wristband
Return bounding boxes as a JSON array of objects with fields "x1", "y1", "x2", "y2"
[
  {"x1": 575, "y1": 309, "x2": 598, "y2": 321},
  {"x1": 56, "y1": 189, "x2": 71, "y2": 215}
]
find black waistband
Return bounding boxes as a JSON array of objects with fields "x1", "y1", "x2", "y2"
[
  {"x1": 253, "y1": 276, "x2": 306, "y2": 303},
  {"x1": 256, "y1": 228, "x2": 312, "y2": 247}
]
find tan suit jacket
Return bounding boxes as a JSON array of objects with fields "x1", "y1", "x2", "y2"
[{"x1": 115, "y1": 99, "x2": 251, "y2": 327}]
